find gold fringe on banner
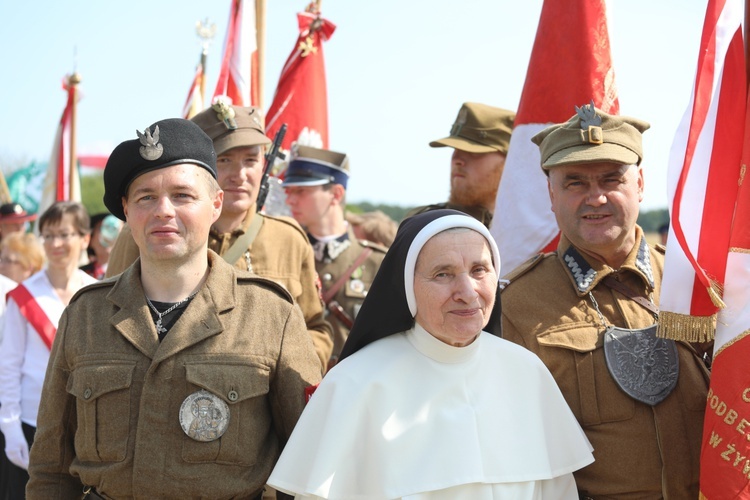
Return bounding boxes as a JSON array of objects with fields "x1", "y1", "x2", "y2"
[
  {"x1": 707, "y1": 281, "x2": 726, "y2": 309},
  {"x1": 657, "y1": 311, "x2": 716, "y2": 342}
]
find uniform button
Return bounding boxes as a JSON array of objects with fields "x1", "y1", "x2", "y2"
[
  {"x1": 83, "y1": 388, "x2": 92, "y2": 400},
  {"x1": 228, "y1": 390, "x2": 238, "y2": 402}
]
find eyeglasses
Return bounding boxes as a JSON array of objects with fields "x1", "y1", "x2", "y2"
[
  {"x1": 40, "y1": 232, "x2": 81, "y2": 243},
  {"x1": 0, "y1": 257, "x2": 23, "y2": 266}
]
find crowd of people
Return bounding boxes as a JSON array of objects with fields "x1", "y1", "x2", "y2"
[{"x1": 0, "y1": 99, "x2": 710, "y2": 499}]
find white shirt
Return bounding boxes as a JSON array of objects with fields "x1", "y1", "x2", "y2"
[
  {"x1": 269, "y1": 324, "x2": 593, "y2": 499},
  {"x1": 0, "y1": 273, "x2": 18, "y2": 344},
  {"x1": 0, "y1": 269, "x2": 96, "y2": 429}
]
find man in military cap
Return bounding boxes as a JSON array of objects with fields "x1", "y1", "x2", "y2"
[
  {"x1": 283, "y1": 145, "x2": 386, "y2": 369},
  {"x1": 0, "y1": 202, "x2": 37, "y2": 240},
  {"x1": 27, "y1": 118, "x2": 321, "y2": 499},
  {"x1": 106, "y1": 102, "x2": 333, "y2": 372},
  {"x1": 501, "y1": 102, "x2": 709, "y2": 498},
  {"x1": 407, "y1": 102, "x2": 515, "y2": 228}
]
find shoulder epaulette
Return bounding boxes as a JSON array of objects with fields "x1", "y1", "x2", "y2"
[
  {"x1": 654, "y1": 243, "x2": 666, "y2": 255},
  {"x1": 259, "y1": 213, "x2": 308, "y2": 240},
  {"x1": 502, "y1": 252, "x2": 553, "y2": 284},
  {"x1": 236, "y1": 273, "x2": 294, "y2": 304},
  {"x1": 359, "y1": 239, "x2": 388, "y2": 254},
  {"x1": 70, "y1": 276, "x2": 118, "y2": 303}
]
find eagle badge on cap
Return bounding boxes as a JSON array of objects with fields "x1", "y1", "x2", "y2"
[
  {"x1": 576, "y1": 100, "x2": 603, "y2": 145},
  {"x1": 450, "y1": 107, "x2": 469, "y2": 137},
  {"x1": 212, "y1": 98, "x2": 238, "y2": 130},
  {"x1": 137, "y1": 125, "x2": 164, "y2": 161}
]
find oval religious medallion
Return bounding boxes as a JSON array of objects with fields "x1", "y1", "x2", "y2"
[{"x1": 179, "y1": 389, "x2": 230, "y2": 442}]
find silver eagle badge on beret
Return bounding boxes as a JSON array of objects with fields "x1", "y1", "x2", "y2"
[
  {"x1": 137, "y1": 125, "x2": 164, "y2": 161},
  {"x1": 179, "y1": 389, "x2": 230, "y2": 442},
  {"x1": 575, "y1": 100, "x2": 603, "y2": 145}
]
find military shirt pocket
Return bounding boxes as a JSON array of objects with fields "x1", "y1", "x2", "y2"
[
  {"x1": 67, "y1": 362, "x2": 135, "y2": 462},
  {"x1": 538, "y1": 322, "x2": 635, "y2": 427},
  {"x1": 182, "y1": 362, "x2": 271, "y2": 466}
]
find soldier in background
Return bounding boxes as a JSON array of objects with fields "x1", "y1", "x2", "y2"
[
  {"x1": 406, "y1": 102, "x2": 515, "y2": 228},
  {"x1": 283, "y1": 146, "x2": 386, "y2": 369},
  {"x1": 106, "y1": 104, "x2": 333, "y2": 373}
]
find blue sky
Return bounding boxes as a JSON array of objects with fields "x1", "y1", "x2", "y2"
[{"x1": 0, "y1": 0, "x2": 706, "y2": 211}]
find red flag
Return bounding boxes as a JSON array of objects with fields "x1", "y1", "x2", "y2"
[
  {"x1": 214, "y1": 0, "x2": 257, "y2": 107},
  {"x1": 265, "y1": 8, "x2": 336, "y2": 152},
  {"x1": 183, "y1": 63, "x2": 205, "y2": 119},
  {"x1": 40, "y1": 76, "x2": 81, "y2": 217},
  {"x1": 490, "y1": 0, "x2": 618, "y2": 274},
  {"x1": 658, "y1": 0, "x2": 750, "y2": 496}
]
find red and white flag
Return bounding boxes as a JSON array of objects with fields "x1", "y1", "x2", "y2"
[
  {"x1": 490, "y1": 0, "x2": 618, "y2": 274},
  {"x1": 183, "y1": 63, "x2": 205, "y2": 119},
  {"x1": 40, "y1": 76, "x2": 81, "y2": 217},
  {"x1": 214, "y1": 0, "x2": 257, "y2": 107},
  {"x1": 657, "y1": 0, "x2": 750, "y2": 496},
  {"x1": 265, "y1": 8, "x2": 336, "y2": 152}
]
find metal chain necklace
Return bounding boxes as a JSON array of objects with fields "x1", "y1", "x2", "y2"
[{"x1": 145, "y1": 292, "x2": 198, "y2": 334}]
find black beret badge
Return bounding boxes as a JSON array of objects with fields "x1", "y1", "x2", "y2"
[{"x1": 137, "y1": 125, "x2": 164, "y2": 161}]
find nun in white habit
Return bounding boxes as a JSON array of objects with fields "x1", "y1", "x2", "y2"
[{"x1": 268, "y1": 210, "x2": 593, "y2": 499}]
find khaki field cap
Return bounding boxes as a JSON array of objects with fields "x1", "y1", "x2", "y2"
[
  {"x1": 430, "y1": 102, "x2": 515, "y2": 154},
  {"x1": 191, "y1": 101, "x2": 272, "y2": 155},
  {"x1": 532, "y1": 101, "x2": 650, "y2": 170}
]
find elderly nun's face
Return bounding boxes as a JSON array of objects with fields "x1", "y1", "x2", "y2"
[{"x1": 413, "y1": 228, "x2": 497, "y2": 347}]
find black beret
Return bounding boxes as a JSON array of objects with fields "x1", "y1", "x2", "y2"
[{"x1": 103, "y1": 118, "x2": 217, "y2": 220}]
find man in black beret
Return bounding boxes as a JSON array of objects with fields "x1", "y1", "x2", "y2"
[{"x1": 27, "y1": 118, "x2": 321, "y2": 499}]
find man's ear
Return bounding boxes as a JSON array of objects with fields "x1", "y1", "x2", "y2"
[{"x1": 332, "y1": 184, "x2": 346, "y2": 203}]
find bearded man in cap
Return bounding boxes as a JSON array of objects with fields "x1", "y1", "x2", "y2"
[
  {"x1": 282, "y1": 146, "x2": 386, "y2": 369},
  {"x1": 407, "y1": 102, "x2": 515, "y2": 228},
  {"x1": 27, "y1": 118, "x2": 321, "y2": 499},
  {"x1": 106, "y1": 103, "x2": 333, "y2": 372},
  {"x1": 501, "y1": 102, "x2": 710, "y2": 498}
]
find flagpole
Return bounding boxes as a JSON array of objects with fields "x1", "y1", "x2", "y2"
[
  {"x1": 256, "y1": 0, "x2": 266, "y2": 110},
  {"x1": 196, "y1": 18, "x2": 216, "y2": 105},
  {"x1": 67, "y1": 72, "x2": 80, "y2": 200}
]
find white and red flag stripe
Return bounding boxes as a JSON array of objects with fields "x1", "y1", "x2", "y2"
[
  {"x1": 491, "y1": 0, "x2": 618, "y2": 274},
  {"x1": 265, "y1": 8, "x2": 336, "y2": 152},
  {"x1": 213, "y1": 0, "x2": 257, "y2": 107},
  {"x1": 39, "y1": 76, "x2": 81, "y2": 217},
  {"x1": 658, "y1": 0, "x2": 744, "y2": 342},
  {"x1": 659, "y1": 0, "x2": 750, "y2": 496}
]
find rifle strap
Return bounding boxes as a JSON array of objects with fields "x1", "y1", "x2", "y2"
[
  {"x1": 322, "y1": 247, "x2": 373, "y2": 305},
  {"x1": 223, "y1": 215, "x2": 264, "y2": 268}
]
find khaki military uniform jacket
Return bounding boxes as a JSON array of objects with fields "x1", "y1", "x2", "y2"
[
  {"x1": 405, "y1": 202, "x2": 492, "y2": 228},
  {"x1": 314, "y1": 228, "x2": 385, "y2": 363},
  {"x1": 27, "y1": 252, "x2": 322, "y2": 499},
  {"x1": 106, "y1": 209, "x2": 333, "y2": 372},
  {"x1": 501, "y1": 228, "x2": 709, "y2": 500}
]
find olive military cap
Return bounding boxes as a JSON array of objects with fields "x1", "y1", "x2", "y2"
[
  {"x1": 191, "y1": 102, "x2": 272, "y2": 156},
  {"x1": 282, "y1": 145, "x2": 350, "y2": 189},
  {"x1": 103, "y1": 118, "x2": 217, "y2": 220},
  {"x1": 531, "y1": 101, "x2": 650, "y2": 170},
  {"x1": 429, "y1": 102, "x2": 515, "y2": 154}
]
